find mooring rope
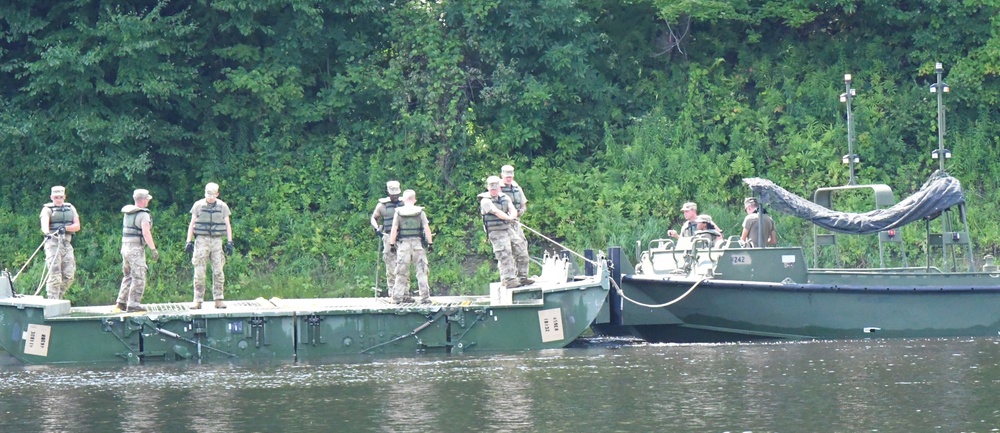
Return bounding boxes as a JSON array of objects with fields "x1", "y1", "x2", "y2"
[
  {"x1": 13, "y1": 238, "x2": 47, "y2": 282},
  {"x1": 518, "y1": 222, "x2": 599, "y2": 266},
  {"x1": 34, "y1": 235, "x2": 64, "y2": 296},
  {"x1": 611, "y1": 275, "x2": 707, "y2": 308}
]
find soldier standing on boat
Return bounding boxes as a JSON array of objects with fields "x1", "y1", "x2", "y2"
[
  {"x1": 500, "y1": 165, "x2": 533, "y2": 285},
  {"x1": 39, "y1": 186, "x2": 80, "y2": 299},
  {"x1": 387, "y1": 189, "x2": 433, "y2": 304},
  {"x1": 371, "y1": 181, "x2": 403, "y2": 295},
  {"x1": 479, "y1": 176, "x2": 521, "y2": 288},
  {"x1": 116, "y1": 189, "x2": 158, "y2": 312},
  {"x1": 668, "y1": 202, "x2": 698, "y2": 238},
  {"x1": 185, "y1": 182, "x2": 233, "y2": 309},
  {"x1": 740, "y1": 197, "x2": 777, "y2": 247}
]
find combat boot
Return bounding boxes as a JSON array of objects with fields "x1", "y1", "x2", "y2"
[
  {"x1": 116, "y1": 302, "x2": 126, "y2": 312},
  {"x1": 504, "y1": 278, "x2": 522, "y2": 288},
  {"x1": 519, "y1": 277, "x2": 535, "y2": 286},
  {"x1": 214, "y1": 299, "x2": 226, "y2": 309},
  {"x1": 191, "y1": 301, "x2": 202, "y2": 310}
]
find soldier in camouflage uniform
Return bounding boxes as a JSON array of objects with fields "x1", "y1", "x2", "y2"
[
  {"x1": 185, "y1": 182, "x2": 233, "y2": 309},
  {"x1": 39, "y1": 186, "x2": 81, "y2": 299},
  {"x1": 500, "y1": 165, "x2": 533, "y2": 285},
  {"x1": 479, "y1": 176, "x2": 521, "y2": 288},
  {"x1": 387, "y1": 189, "x2": 434, "y2": 304},
  {"x1": 668, "y1": 202, "x2": 698, "y2": 238},
  {"x1": 116, "y1": 189, "x2": 158, "y2": 312},
  {"x1": 371, "y1": 181, "x2": 403, "y2": 294}
]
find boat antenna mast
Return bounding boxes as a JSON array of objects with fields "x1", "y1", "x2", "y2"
[
  {"x1": 841, "y1": 74, "x2": 859, "y2": 185},
  {"x1": 926, "y1": 62, "x2": 973, "y2": 271},
  {"x1": 930, "y1": 62, "x2": 950, "y2": 170}
]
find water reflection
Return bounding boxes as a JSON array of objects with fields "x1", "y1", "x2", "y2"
[{"x1": 2, "y1": 338, "x2": 1000, "y2": 432}]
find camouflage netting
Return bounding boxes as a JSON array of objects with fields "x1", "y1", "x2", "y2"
[{"x1": 743, "y1": 170, "x2": 965, "y2": 235}]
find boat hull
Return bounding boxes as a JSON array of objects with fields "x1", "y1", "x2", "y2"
[
  {"x1": 594, "y1": 246, "x2": 1000, "y2": 342},
  {"x1": 618, "y1": 276, "x2": 1000, "y2": 342},
  {"x1": 0, "y1": 267, "x2": 609, "y2": 364}
]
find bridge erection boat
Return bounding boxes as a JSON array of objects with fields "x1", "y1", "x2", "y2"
[
  {"x1": 0, "y1": 253, "x2": 609, "y2": 365},
  {"x1": 592, "y1": 66, "x2": 1000, "y2": 343},
  {"x1": 594, "y1": 170, "x2": 1000, "y2": 342}
]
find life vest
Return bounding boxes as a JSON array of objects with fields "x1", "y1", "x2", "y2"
[
  {"x1": 193, "y1": 200, "x2": 227, "y2": 236},
  {"x1": 122, "y1": 206, "x2": 149, "y2": 240},
  {"x1": 500, "y1": 182, "x2": 524, "y2": 212},
  {"x1": 680, "y1": 221, "x2": 697, "y2": 237},
  {"x1": 479, "y1": 192, "x2": 510, "y2": 233},
  {"x1": 379, "y1": 197, "x2": 403, "y2": 233},
  {"x1": 45, "y1": 203, "x2": 75, "y2": 231},
  {"x1": 395, "y1": 205, "x2": 425, "y2": 239}
]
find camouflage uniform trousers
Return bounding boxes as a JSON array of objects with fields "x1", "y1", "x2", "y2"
[
  {"x1": 488, "y1": 229, "x2": 517, "y2": 282},
  {"x1": 509, "y1": 222, "x2": 530, "y2": 279},
  {"x1": 43, "y1": 236, "x2": 75, "y2": 300},
  {"x1": 392, "y1": 238, "x2": 430, "y2": 301},
  {"x1": 116, "y1": 242, "x2": 148, "y2": 308},
  {"x1": 193, "y1": 236, "x2": 226, "y2": 302},
  {"x1": 381, "y1": 234, "x2": 397, "y2": 294}
]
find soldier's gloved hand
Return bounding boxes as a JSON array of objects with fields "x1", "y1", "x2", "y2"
[
  {"x1": 390, "y1": 243, "x2": 397, "y2": 253},
  {"x1": 57, "y1": 226, "x2": 66, "y2": 235},
  {"x1": 185, "y1": 242, "x2": 194, "y2": 253},
  {"x1": 427, "y1": 243, "x2": 434, "y2": 253},
  {"x1": 150, "y1": 249, "x2": 159, "y2": 262},
  {"x1": 373, "y1": 226, "x2": 383, "y2": 238},
  {"x1": 225, "y1": 242, "x2": 234, "y2": 255}
]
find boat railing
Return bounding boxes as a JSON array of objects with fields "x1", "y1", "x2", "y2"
[
  {"x1": 638, "y1": 236, "x2": 730, "y2": 276},
  {"x1": 810, "y1": 266, "x2": 946, "y2": 275},
  {"x1": 646, "y1": 238, "x2": 675, "y2": 252}
]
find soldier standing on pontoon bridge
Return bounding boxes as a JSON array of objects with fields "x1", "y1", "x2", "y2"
[{"x1": 500, "y1": 165, "x2": 532, "y2": 286}]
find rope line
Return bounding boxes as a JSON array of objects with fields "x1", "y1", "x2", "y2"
[
  {"x1": 518, "y1": 222, "x2": 599, "y2": 266},
  {"x1": 34, "y1": 235, "x2": 63, "y2": 296},
  {"x1": 611, "y1": 275, "x2": 706, "y2": 309},
  {"x1": 14, "y1": 238, "x2": 47, "y2": 282}
]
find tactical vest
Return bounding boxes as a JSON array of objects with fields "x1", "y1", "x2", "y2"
[
  {"x1": 500, "y1": 183, "x2": 524, "y2": 212},
  {"x1": 193, "y1": 201, "x2": 227, "y2": 236},
  {"x1": 45, "y1": 203, "x2": 75, "y2": 231},
  {"x1": 396, "y1": 206, "x2": 424, "y2": 239},
  {"x1": 122, "y1": 209, "x2": 149, "y2": 240},
  {"x1": 481, "y1": 193, "x2": 510, "y2": 233},
  {"x1": 380, "y1": 197, "x2": 403, "y2": 233}
]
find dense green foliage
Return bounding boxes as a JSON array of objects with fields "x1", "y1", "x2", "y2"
[{"x1": 2, "y1": 0, "x2": 1000, "y2": 305}]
